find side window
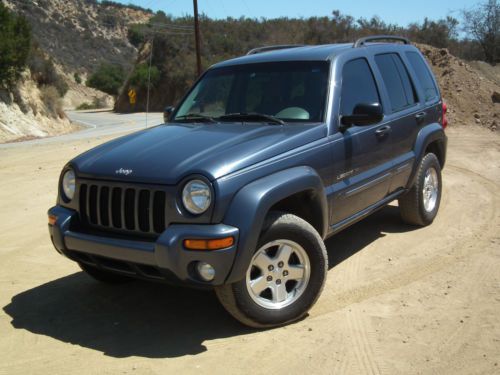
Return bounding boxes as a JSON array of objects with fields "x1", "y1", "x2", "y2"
[
  {"x1": 340, "y1": 58, "x2": 380, "y2": 116},
  {"x1": 375, "y1": 53, "x2": 417, "y2": 112},
  {"x1": 406, "y1": 51, "x2": 439, "y2": 102}
]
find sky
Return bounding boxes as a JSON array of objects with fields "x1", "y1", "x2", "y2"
[{"x1": 114, "y1": 0, "x2": 477, "y2": 26}]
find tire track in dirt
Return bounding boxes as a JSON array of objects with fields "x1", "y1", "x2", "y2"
[
  {"x1": 346, "y1": 306, "x2": 382, "y2": 375},
  {"x1": 433, "y1": 251, "x2": 498, "y2": 367},
  {"x1": 325, "y1": 241, "x2": 384, "y2": 374}
]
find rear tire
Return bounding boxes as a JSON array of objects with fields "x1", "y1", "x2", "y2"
[
  {"x1": 79, "y1": 263, "x2": 133, "y2": 284},
  {"x1": 215, "y1": 212, "x2": 328, "y2": 328},
  {"x1": 399, "y1": 152, "x2": 442, "y2": 226}
]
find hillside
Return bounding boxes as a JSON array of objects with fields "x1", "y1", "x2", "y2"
[
  {"x1": 3, "y1": 0, "x2": 152, "y2": 75},
  {"x1": 0, "y1": 71, "x2": 77, "y2": 143},
  {"x1": 3, "y1": 0, "x2": 153, "y2": 109},
  {"x1": 0, "y1": 0, "x2": 153, "y2": 142}
]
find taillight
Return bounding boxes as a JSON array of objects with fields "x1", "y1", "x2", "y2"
[{"x1": 441, "y1": 102, "x2": 448, "y2": 129}]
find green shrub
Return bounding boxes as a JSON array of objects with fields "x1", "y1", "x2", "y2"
[
  {"x1": 129, "y1": 63, "x2": 160, "y2": 89},
  {"x1": 76, "y1": 102, "x2": 93, "y2": 110},
  {"x1": 0, "y1": 3, "x2": 32, "y2": 88},
  {"x1": 74, "y1": 72, "x2": 82, "y2": 84},
  {"x1": 76, "y1": 96, "x2": 106, "y2": 110},
  {"x1": 127, "y1": 24, "x2": 146, "y2": 47},
  {"x1": 40, "y1": 85, "x2": 63, "y2": 118},
  {"x1": 100, "y1": 1, "x2": 152, "y2": 13},
  {"x1": 87, "y1": 63, "x2": 125, "y2": 95},
  {"x1": 28, "y1": 45, "x2": 68, "y2": 96}
]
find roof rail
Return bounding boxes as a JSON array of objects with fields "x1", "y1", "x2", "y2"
[
  {"x1": 246, "y1": 44, "x2": 304, "y2": 55},
  {"x1": 353, "y1": 35, "x2": 410, "y2": 48}
]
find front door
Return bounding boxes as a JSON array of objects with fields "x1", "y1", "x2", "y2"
[{"x1": 330, "y1": 57, "x2": 393, "y2": 224}]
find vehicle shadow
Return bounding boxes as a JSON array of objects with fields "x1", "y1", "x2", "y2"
[
  {"x1": 325, "y1": 204, "x2": 417, "y2": 269},
  {"x1": 3, "y1": 205, "x2": 416, "y2": 358}
]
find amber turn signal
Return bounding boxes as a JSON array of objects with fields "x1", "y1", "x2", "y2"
[
  {"x1": 184, "y1": 236, "x2": 234, "y2": 250},
  {"x1": 48, "y1": 214, "x2": 57, "y2": 225}
]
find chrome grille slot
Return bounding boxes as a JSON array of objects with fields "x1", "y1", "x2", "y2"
[
  {"x1": 99, "y1": 186, "x2": 110, "y2": 226},
  {"x1": 78, "y1": 181, "x2": 167, "y2": 235},
  {"x1": 88, "y1": 185, "x2": 98, "y2": 224},
  {"x1": 138, "y1": 190, "x2": 151, "y2": 232},
  {"x1": 152, "y1": 191, "x2": 166, "y2": 233},
  {"x1": 111, "y1": 187, "x2": 122, "y2": 228},
  {"x1": 124, "y1": 188, "x2": 135, "y2": 230}
]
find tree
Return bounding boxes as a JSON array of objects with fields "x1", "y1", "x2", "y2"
[
  {"x1": 462, "y1": 0, "x2": 499, "y2": 63},
  {"x1": 129, "y1": 63, "x2": 160, "y2": 89},
  {"x1": 0, "y1": 3, "x2": 32, "y2": 88},
  {"x1": 87, "y1": 63, "x2": 125, "y2": 95},
  {"x1": 408, "y1": 16, "x2": 459, "y2": 48}
]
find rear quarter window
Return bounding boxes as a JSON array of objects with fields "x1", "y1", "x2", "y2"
[
  {"x1": 405, "y1": 51, "x2": 439, "y2": 102},
  {"x1": 375, "y1": 53, "x2": 417, "y2": 112}
]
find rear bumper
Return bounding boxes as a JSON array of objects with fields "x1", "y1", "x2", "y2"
[{"x1": 48, "y1": 206, "x2": 239, "y2": 286}]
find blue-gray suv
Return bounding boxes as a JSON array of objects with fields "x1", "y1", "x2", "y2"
[{"x1": 48, "y1": 36, "x2": 448, "y2": 328}]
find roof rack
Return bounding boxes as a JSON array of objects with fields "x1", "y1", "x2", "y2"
[
  {"x1": 246, "y1": 44, "x2": 304, "y2": 55},
  {"x1": 353, "y1": 35, "x2": 410, "y2": 48}
]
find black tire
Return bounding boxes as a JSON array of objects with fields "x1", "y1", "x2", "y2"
[
  {"x1": 215, "y1": 212, "x2": 328, "y2": 328},
  {"x1": 399, "y1": 152, "x2": 442, "y2": 226},
  {"x1": 79, "y1": 263, "x2": 133, "y2": 284}
]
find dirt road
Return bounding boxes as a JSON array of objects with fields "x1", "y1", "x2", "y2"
[{"x1": 0, "y1": 126, "x2": 498, "y2": 375}]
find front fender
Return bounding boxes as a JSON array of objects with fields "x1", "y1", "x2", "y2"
[{"x1": 222, "y1": 166, "x2": 328, "y2": 283}]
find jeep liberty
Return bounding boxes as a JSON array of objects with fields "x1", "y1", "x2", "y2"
[{"x1": 48, "y1": 36, "x2": 448, "y2": 328}]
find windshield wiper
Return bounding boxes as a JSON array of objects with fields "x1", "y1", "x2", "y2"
[
  {"x1": 175, "y1": 113, "x2": 217, "y2": 123},
  {"x1": 218, "y1": 112, "x2": 285, "y2": 125}
]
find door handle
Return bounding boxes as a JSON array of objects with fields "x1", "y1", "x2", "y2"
[
  {"x1": 415, "y1": 112, "x2": 427, "y2": 123},
  {"x1": 375, "y1": 125, "x2": 391, "y2": 138}
]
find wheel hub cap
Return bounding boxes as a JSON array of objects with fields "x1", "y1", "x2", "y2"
[
  {"x1": 422, "y1": 167, "x2": 439, "y2": 212},
  {"x1": 246, "y1": 239, "x2": 311, "y2": 310}
]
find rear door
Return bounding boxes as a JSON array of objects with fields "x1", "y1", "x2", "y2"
[
  {"x1": 372, "y1": 52, "x2": 421, "y2": 192},
  {"x1": 330, "y1": 57, "x2": 393, "y2": 224},
  {"x1": 404, "y1": 50, "x2": 442, "y2": 128}
]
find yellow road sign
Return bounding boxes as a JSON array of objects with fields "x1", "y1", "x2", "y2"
[{"x1": 128, "y1": 89, "x2": 136, "y2": 104}]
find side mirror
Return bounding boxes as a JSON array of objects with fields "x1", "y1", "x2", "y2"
[
  {"x1": 340, "y1": 102, "x2": 383, "y2": 130},
  {"x1": 164, "y1": 106, "x2": 175, "y2": 123}
]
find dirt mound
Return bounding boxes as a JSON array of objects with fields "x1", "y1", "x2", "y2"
[
  {"x1": 418, "y1": 44, "x2": 499, "y2": 131},
  {"x1": 469, "y1": 60, "x2": 500, "y2": 87}
]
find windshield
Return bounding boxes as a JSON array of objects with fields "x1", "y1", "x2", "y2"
[{"x1": 174, "y1": 61, "x2": 330, "y2": 123}]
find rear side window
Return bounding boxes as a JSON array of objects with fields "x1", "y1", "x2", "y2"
[
  {"x1": 340, "y1": 58, "x2": 380, "y2": 115},
  {"x1": 375, "y1": 53, "x2": 417, "y2": 112},
  {"x1": 406, "y1": 52, "x2": 439, "y2": 102}
]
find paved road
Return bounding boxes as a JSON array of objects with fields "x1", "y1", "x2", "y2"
[{"x1": 0, "y1": 110, "x2": 163, "y2": 149}]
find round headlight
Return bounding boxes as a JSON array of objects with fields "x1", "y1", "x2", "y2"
[
  {"x1": 182, "y1": 179, "x2": 211, "y2": 215},
  {"x1": 62, "y1": 169, "x2": 76, "y2": 201}
]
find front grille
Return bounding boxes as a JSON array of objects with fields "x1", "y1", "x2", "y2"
[{"x1": 79, "y1": 182, "x2": 167, "y2": 235}]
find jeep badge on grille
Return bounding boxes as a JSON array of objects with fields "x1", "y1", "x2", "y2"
[{"x1": 115, "y1": 168, "x2": 133, "y2": 175}]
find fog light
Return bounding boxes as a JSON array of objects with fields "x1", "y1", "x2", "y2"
[{"x1": 196, "y1": 262, "x2": 215, "y2": 282}]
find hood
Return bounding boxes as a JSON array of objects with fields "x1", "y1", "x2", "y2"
[{"x1": 71, "y1": 122, "x2": 326, "y2": 184}]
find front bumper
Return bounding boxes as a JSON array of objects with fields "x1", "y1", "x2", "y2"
[{"x1": 48, "y1": 206, "x2": 239, "y2": 286}]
